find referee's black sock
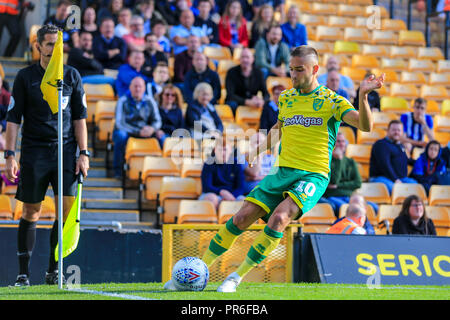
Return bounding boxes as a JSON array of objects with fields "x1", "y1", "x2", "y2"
[
  {"x1": 17, "y1": 218, "x2": 37, "y2": 277},
  {"x1": 48, "y1": 220, "x2": 59, "y2": 273}
]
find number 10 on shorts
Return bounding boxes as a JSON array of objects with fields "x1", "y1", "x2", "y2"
[{"x1": 296, "y1": 181, "x2": 316, "y2": 197}]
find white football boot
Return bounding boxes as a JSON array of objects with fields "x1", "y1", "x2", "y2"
[
  {"x1": 163, "y1": 279, "x2": 177, "y2": 291},
  {"x1": 217, "y1": 272, "x2": 242, "y2": 293}
]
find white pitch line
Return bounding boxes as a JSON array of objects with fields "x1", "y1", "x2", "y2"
[
  {"x1": 68, "y1": 288, "x2": 158, "y2": 300},
  {"x1": 250, "y1": 284, "x2": 450, "y2": 291}
]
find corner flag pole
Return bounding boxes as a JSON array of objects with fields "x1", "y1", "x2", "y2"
[{"x1": 57, "y1": 79, "x2": 64, "y2": 290}]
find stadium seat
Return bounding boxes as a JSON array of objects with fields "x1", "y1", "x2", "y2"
[
  {"x1": 380, "y1": 58, "x2": 407, "y2": 72},
  {"x1": 215, "y1": 104, "x2": 234, "y2": 123},
  {"x1": 434, "y1": 115, "x2": 450, "y2": 132},
  {"x1": 340, "y1": 67, "x2": 367, "y2": 82},
  {"x1": 429, "y1": 73, "x2": 450, "y2": 87},
  {"x1": 381, "y1": 19, "x2": 407, "y2": 32},
  {"x1": 380, "y1": 96, "x2": 410, "y2": 113},
  {"x1": 434, "y1": 132, "x2": 450, "y2": 147},
  {"x1": 365, "y1": 5, "x2": 389, "y2": 19},
  {"x1": 351, "y1": 55, "x2": 379, "y2": 69},
  {"x1": 436, "y1": 60, "x2": 450, "y2": 73},
  {"x1": 311, "y1": 3, "x2": 337, "y2": 15},
  {"x1": 442, "y1": 100, "x2": 450, "y2": 116},
  {"x1": 125, "y1": 137, "x2": 162, "y2": 180},
  {"x1": 371, "y1": 69, "x2": 399, "y2": 84},
  {"x1": 217, "y1": 59, "x2": 238, "y2": 76},
  {"x1": 391, "y1": 183, "x2": 428, "y2": 205},
  {"x1": 372, "y1": 111, "x2": 399, "y2": 129},
  {"x1": 94, "y1": 100, "x2": 116, "y2": 142},
  {"x1": 372, "y1": 30, "x2": 398, "y2": 45},
  {"x1": 232, "y1": 47, "x2": 255, "y2": 62},
  {"x1": 217, "y1": 200, "x2": 244, "y2": 224},
  {"x1": 323, "y1": 53, "x2": 350, "y2": 68},
  {"x1": 333, "y1": 41, "x2": 360, "y2": 55},
  {"x1": 339, "y1": 126, "x2": 356, "y2": 144},
  {"x1": 348, "y1": 0, "x2": 373, "y2": 4},
  {"x1": 417, "y1": 47, "x2": 444, "y2": 61},
  {"x1": 307, "y1": 41, "x2": 333, "y2": 55},
  {"x1": 389, "y1": 46, "x2": 416, "y2": 59},
  {"x1": 398, "y1": 30, "x2": 426, "y2": 46},
  {"x1": 162, "y1": 137, "x2": 199, "y2": 159},
  {"x1": 142, "y1": 156, "x2": 180, "y2": 201},
  {"x1": 356, "y1": 128, "x2": 386, "y2": 145},
  {"x1": 338, "y1": 4, "x2": 364, "y2": 17},
  {"x1": 424, "y1": 100, "x2": 440, "y2": 115},
  {"x1": 420, "y1": 85, "x2": 448, "y2": 101},
  {"x1": 177, "y1": 200, "x2": 218, "y2": 224},
  {"x1": 357, "y1": 163, "x2": 369, "y2": 181},
  {"x1": 389, "y1": 83, "x2": 419, "y2": 100},
  {"x1": 299, "y1": 13, "x2": 327, "y2": 26},
  {"x1": 316, "y1": 26, "x2": 341, "y2": 41},
  {"x1": 408, "y1": 59, "x2": 435, "y2": 73},
  {"x1": 83, "y1": 84, "x2": 115, "y2": 101},
  {"x1": 339, "y1": 203, "x2": 377, "y2": 226},
  {"x1": 0, "y1": 63, "x2": 4, "y2": 81},
  {"x1": 0, "y1": 195, "x2": 13, "y2": 220},
  {"x1": 40, "y1": 196, "x2": 56, "y2": 220},
  {"x1": 425, "y1": 206, "x2": 449, "y2": 227},
  {"x1": 361, "y1": 44, "x2": 388, "y2": 58},
  {"x1": 235, "y1": 106, "x2": 262, "y2": 130},
  {"x1": 160, "y1": 177, "x2": 199, "y2": 223},
  {"x1": 103, "y1": 68, "x2": 118, "y2": 79},
  {"x1": 377, "y1": 204, "x2": 402, "y2": 230},
  {"x1": 400, "y1": 71, "x2": 427, "y2": 86},
  {"x1": 180, "y1": 158, "x2": 203, "y2": 194},
  {"x1": 328, "y1": 16, "x2": 354, "y2": 29},
  {"x1": 298, "y1": 203, "x2": 336, "y2": 226},
  {"x1": 357, "y1": 182, "x2": 391, "y2": 204},
  {"x1": 345, "y1": 144, "x2": 372, "y2": 164},
  {"x1": 428, "y1": 185, "x2": 450, "y2": 206},
  {"x1": 344, "y1": 28, "x2": 371, "y2": 43},
  {"x1": 203, "y1": 46, "x2": 232, "y2": 61},
  {"x1": 266, "y1": 76, "x2": 292, "y2": 94}
]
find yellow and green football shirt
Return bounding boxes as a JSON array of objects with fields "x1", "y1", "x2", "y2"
[{"x1": 276, "y1": 85, "x2": 355, "y2": 178}]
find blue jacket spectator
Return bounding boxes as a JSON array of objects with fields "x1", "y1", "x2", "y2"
[
  {"x1": 280, "y1": 6, "x2": 307, "y2": 48},
  {"x1": 259, "y1": 83, "x2": 285, "y2": 131},
  {"x1": 93, "y1": 18, "x2": 128, "y2": 70},
  {"x1": 194, "y1": 0, "x2": 219, "y2": 44},
  {"x1": 170, "y1": 9, "x2": 207, "y2": 55},
  {"x1": 115, "y1": 51, "x2": 150, "y2": 97},
  {"x1": 400, "y1": 98, "x2": 435, "y2": 151}
]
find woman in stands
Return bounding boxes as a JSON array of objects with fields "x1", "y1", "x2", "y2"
[
  {"x1": 249, "y1": 3, "x2": 274, "y2": 48},
  {"x1": 218, "y1": 0, "x2": 249, "y2": 50},
  {"x1": 392, "y1": 195, "x2": 436, "y2": 235},
  {"x1": 80, "y1": 6, "x2": 99, "y2": 38}
]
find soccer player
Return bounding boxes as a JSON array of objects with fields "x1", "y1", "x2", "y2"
[{"x1": 164, "y1": 45, "x2": 385, "y2": 292}]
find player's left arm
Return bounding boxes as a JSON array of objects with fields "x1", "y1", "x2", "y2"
[{"x1": 342, "y1": 74, "x2": 385, "y2": 132}]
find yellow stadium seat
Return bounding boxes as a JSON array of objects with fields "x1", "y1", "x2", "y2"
[
  {"x1": 377, "y1": 204, "x2": 402, "y2": 229},
  {"x1": 436, "y1": 60, "x2": 450, "y2": 73},
  {"x1": 434, "y1": 115, "x2": 450, "y2": 132},
  {"x1": 442, "y1": 100, "x2": 450, "y2": 116},
  {"x1": 316, "y1": 26, "x2": 341, "y2": 41},
  {"x1": 398, "y1": 30, "x2": 426, "y2": 46},
  {"x1": 356, "y1": 128, "x2": 386, "y2": 145},
  {"x1": 299, "y1": 203, "x2": 336, "y2": 226},
  {"x1": 333, "y1": 41, "x2": 360, "y2": 55},
  {"x1": 400, "y1": 71, "x2": 427, "y2": 86},
  {"x1": 381, "y1": 19, "x2": 407, "y2": 32},
  {"x1": 266, "y1": 76, "x2": 292, "y2": 93},
  {"x1": 424, "y1": 100, "x2": 440, "y2": 115},
  {"x1": 345, "y1": 144, "x2": 372, "y2": 164},
  {"x1": 311, "y1": 3, "x2": 337, "y2": 15},
  {"x1": 94, "y1": 100, "x2": 116, "y2": 142},
  {"x1": 357, "y1": 163, "x2": 370, "y2": 181},
  {"x1": 180, "y1": 158, "x2": 203, "y2": 194},
  {"x1": 338, "y1": 4, "x2": 364, "y2": 17},
  {"x1": 351, "y1": 55, "x2": 379, "y2": 69},
  {"x1": 299, "y1": 13, "x2": 327, "y2": 26},
  {"x1": 362, "y1": 44, "x2": 388, "y2": 57},
  {"x1": 0, "y1": 63, "x2": 4, "y2": 80},
  {"x1": 420, "y1": 85, "x2": 448, "y2": 101},
  {"x1": 323, "y1": 53, "x2": 350, "y2": 68},
  {"x1": 160, "y1": 177, "x2": 200, "y2": 223},
  {"x1": 0, "y1": 195, "x2": 13, "y2": 220},
  {"x1": 408, "y1": 59, "x2": 435, "y2": 73},
  {"x1": 344, "y1": 28, "x2": 371, "y2": 43},
  {"x1": 391, "y1": 183, "x2": 428, "y2": 205},
  {"x1": 217, "y1": 59, "x2": 238, "y2": 75},
  {"x1": 380, "y1": 96, "x2": 410, "y2": 113},
  {"x1": 177, "y1": 200, "x2": 218, "y2": 224},
  {"x1": 339, "y1": 126, "x2": 356, "y2": 144},
  {"x1": 372, "y1": 111, "x2": 398, "y2": 129},
  {"x1": 142, "y1": 156, "x2": 180, "y2": 201},
  {"x1": 425, "y1": 206, "x2": 449, "y2": 231},
  {"x1": 389, "y1": 46, "x2": 416, "y2": 59},
  {"x1": 328, "y1": 16, "x2": 354, "y2": 28},
  {"x1": 390, "y1": 83, "x2": 419, "y2": 100},
  {"x1": 215, "y1": 104, "x2": 234, "y2": 123},
  {"x1": 203, "y1": 46, "x2": 232, "y2": 61},
  {"x1": 163, "y1": 137, "x2": 199, "y2": 158},
  {"x1": 380, "y1": 58, "x2": 407, "y2": 71},
  {"x1": 417, "y1": 47, "x2": 444, "y2": 61},
  {"x1": 340, "y1": 67, "x2": 367, "y2": 82},
  {"x1": 235, "y1": 106, "x2": 262, "y2": 130},
  {"x1": 339, "y1": 203, "x2": 377, "y2": 226},
  {"x1": 125, "y1": 137, "x2": 162, "y2": 180},
  {"x1": 371, "y1": 69, "x2": 399, "y2": 84},
  {"x1": 429, "y1": 73, "x2": 450, "y2": 87},
  {"x1": 357, "y1": 182, "x2": 391, "y2": 204},
  {"x1": 307, "y1": 40, "x2": 333, "y2": 54},
  {"x1": 365, "y1": 5, "x2": 389, "y2": 19},
  {"x1": 372, "y1": 30, "x2": 398, "y2": 45},
  {"x1": 83, "y1": 84, "x2": 115, "y2": 101},
  {"x1": 428, "y1": 185, "x2": 450, "y2": 206},
  {"x1": 217, "y1": 200, "x2": 244, "y2": 224}
]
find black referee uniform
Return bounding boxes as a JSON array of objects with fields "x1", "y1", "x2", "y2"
[{"x1": 7, "y1": 62, "x2": 87, "y2": 284}]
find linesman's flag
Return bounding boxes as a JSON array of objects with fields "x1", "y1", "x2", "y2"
[{"x1": 40, "y1": 30, "x2": 64, "y2": 114}]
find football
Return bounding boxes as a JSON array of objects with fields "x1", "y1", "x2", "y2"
[{"x1": 171, "y1": 257, "x2": 209, "y2": 291}]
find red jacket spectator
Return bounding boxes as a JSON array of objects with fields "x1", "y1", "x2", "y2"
[{"x1": 218, "y1": 16, "x2": 249, "y2": 48}]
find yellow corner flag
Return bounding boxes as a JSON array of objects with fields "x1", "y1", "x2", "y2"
[
  {"x1": 55, "y1": 174, "x2": 83, "y2": 261},
  {"x1": 40, "y1": 30, "x2": 64, "y2": 114}
]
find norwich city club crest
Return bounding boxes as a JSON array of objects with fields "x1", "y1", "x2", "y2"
[{"x1": 313, "y1": 98, "x2": 324, "y2": 111}]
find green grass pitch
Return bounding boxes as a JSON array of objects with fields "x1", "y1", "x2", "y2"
[{"x1": 0, "y1": 282, "x2": 448, "y2": 300}]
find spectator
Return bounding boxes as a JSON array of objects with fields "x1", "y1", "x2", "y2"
[
  {"x1": 146, "y1": 62, "x2": 170, "y2": 100},
  {"x1": 183, "y1": 51, "x2": 221, "y2": 105},
  {"x1": 225, "y1": 48, "x2": 269, "y2": 113},
  {"x1": 0, "y1": 75, "x2": 10, "y2": 150},
  {"x1": 254, "y1": 23, "x2": 290, "y2": 80},
  {"x1": 93, "y1": 17, "x2": 128, "y2": 70},
  {"x1": 173, "y1": 35, "x2": 201, "y2": 84},
  {"x1": 152, "y1": 19, "x2": 171, "y2": 56},
  {"x1": 112, "y1": 76, "x2": 162, "y2": 177},
  {"x1": 136, "y1": 0, "x2": 167, "y2": 35},
  {"x1": 195, "y1": 0, "x2": 219, "y2": 44},
  {"x1": 0, "y1": 0, "x2": 21, "y2": 56},
  {"x1": 115, "y1": 50, "x2": 150, "y2": 97},
  {"x1": 154, "y1": 84, "x2": 185, "y2": 147},
  {"x1": 142, "y1": 33, "x2": 168, "y2": 76},
  {"x1": 326, "y1": 68, "x2": 349, "y2": 100},
  {"x1": 44, "y1": 0, "x2": 80, "y2": 52},
  {"x1": 81, "y1": 6, "x2": 100, "y2": 38},
  {"x1": 392, "y1": 195, "x2": 436, "y2": 235},
  {"x1": 252, "y1": 0, "x2": 286, "y2": 23},
  {"x1": 123, "y1": 15, "x2": 147, "y2": 52},
  {"x1": 114, "y1": 7, "x2": 132, "y2": 38},
  {"x1": 97, "y1": 0, "x2": 123, "y2": 26},
  {"x1": 323, "y1": 132, "x2": 362, "y2": 216},
  {"x1": 259, "y1": 83, "x2": 284, "y2": 132},
  {"x1": 318, "y1": 56, "x2": 355, "y2": 101},
  {"x1": 155, "y1": 0, "x2": 179, "y2": 26},
  {"x1": 326, "y1": 203, "x2": 367, "y2": 235},
  {"x1": 185, "y1": 82, "x2": 223, "y2": 139},
  {"x1": 410, "y1": 140, "x2": 448, "y2": 193},
  {"x1": 281, "y1": 5, "x2": 307, "y2": 49},
  {"x1": 400, "y1": 98, "x2": 435, "y2": 154},
  {"x1": 170, "y1": 9, "x2": 208, "y2": 55},
  {"x1": 353, "y1": 72, "x2": 381, "y2": 111},
  {"x1": 250, "y1": 4, "x2": 274, "y2": 48},
  {"x1": 369, "y1": 120, "x2": 417, "y2": 194},
  {"x1": 199, "y1": 137, "x2": 246, "y2": 209},
  {"x1": 218, "y1": 0, "x2": 249, "y2": 49}
]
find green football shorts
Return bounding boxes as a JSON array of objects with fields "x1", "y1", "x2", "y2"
[{"x1": 245, "y1": 166, "x2": 329, "y2": 222}]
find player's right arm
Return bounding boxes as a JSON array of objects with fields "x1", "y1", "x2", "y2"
[{"x1": 247, "y1": 120, "x2": 282, "y2": 166}]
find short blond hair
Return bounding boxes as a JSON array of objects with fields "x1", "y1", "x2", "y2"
[{"x1": 193, "y1": 82, "x2": 213, "y2": 101}]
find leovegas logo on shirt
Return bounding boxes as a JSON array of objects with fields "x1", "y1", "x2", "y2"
[{"x1": 282, "y1": 115, "x2": 323, "y2": 127}]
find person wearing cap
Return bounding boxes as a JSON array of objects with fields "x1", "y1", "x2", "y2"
[{"x1": 259, "y1": 83, "x2": 285, "y2": 132}]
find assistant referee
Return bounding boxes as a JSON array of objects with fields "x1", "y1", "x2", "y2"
[{"x1": 4, "y1": 24, "x2": 90, "y2": 286}]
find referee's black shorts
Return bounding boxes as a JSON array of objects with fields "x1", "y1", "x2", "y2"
[{"x1": 16, "y1": 142, "x2": 78, "y2": 204}]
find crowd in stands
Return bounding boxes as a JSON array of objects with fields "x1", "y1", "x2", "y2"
[{"x1": 0, "y1": 0, "x2": 449, "y2": 234}]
